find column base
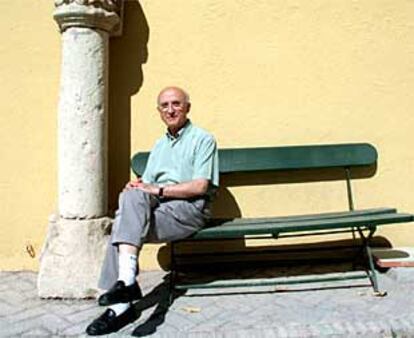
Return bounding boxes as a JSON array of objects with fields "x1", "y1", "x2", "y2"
[{"x1": 37, "y1": 215, "x2": 112, "y2": 298}]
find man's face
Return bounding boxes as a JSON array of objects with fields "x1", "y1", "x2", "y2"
[{"x1": 157, "y1": 88, "x2": 190, "y2": 134}]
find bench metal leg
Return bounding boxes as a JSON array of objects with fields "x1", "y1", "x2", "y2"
[
  {"x1": 350, "y1": 226, "x2": 370, "y2": 270},
  {"x1": 351, "y1": 227, "x2": 371, "y2": 268},
  {"x1": 356, "y1": 227, "x2": 387, "y2": 297},
  {"x1": 365, "y1": 246, "x2": 379, "y2": 292}
]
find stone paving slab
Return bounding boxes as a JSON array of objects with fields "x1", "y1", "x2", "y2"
[{"x1": 1, "y1": 268, "x2": 414, "y2": 337}]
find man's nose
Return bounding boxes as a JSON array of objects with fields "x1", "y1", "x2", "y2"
[{"x1": 167, "y1": 103, "x2": 175, "y2": 113}]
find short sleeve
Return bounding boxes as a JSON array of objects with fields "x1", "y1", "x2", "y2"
[
  {"x1": 192, "y1": 135, "x2": 219, "y2": 187},
  {"x1": 141, "y1": 153, "x2": 154, "y2": 183},
  {"x1": 141, "y1": 141, "x2": 160, "y2": 184}
]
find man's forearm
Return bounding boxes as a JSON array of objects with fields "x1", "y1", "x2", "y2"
[
  {"x1": 133, "y1": 178, "x2": 209, "y2": 199},
  {"x1": 162, "y1": 178, "x2": 209, "y2": 199}
]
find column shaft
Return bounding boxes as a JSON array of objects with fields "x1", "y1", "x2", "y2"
[{"x1": 58, "y1": 27, "x2": 108, "y2": 218}]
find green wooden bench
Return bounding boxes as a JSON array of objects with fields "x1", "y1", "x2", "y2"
[{"x1": 131, "y1": 143, "x2": 414, "y2": 300}]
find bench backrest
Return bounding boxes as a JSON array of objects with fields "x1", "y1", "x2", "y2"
[{"x1": 131, "y1": 143, "x2": 377, "y2": 177}]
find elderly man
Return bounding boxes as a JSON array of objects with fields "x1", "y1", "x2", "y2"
[{"x1": 86, "y1": 87, "x2": 219, "y2": 335}]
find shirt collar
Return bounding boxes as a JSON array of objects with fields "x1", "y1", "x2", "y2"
[{"x1": 166, "y1": 119, "x2": 192, "y2": 141}]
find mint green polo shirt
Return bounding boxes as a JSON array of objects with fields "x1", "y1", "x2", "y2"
[{"x1": 142, "y1": 120, "x2": 219, "y2": 195}]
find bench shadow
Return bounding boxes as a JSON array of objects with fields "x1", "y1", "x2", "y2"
[
  {"x1": 210, "y1": 164, "x2": 376, "y2": 219},
  {"x1": 219, "y1": 164, "x2": 377, "y2": 187},
  {"x1": 163, "y1": 236, "x2": 391, "y2": 296}
]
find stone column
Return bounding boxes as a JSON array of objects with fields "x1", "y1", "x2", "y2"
[{"x1": 38, "y1": 0, "x2": 123, "y2": 298}]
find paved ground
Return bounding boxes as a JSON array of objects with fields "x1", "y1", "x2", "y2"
[{"x1": 1, "y1": 265, "x2": 414, "y2": 337}]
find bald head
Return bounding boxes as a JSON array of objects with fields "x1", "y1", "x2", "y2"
[
  {"x1": 157, "y1": 86, "x2": 191, "y2": 136},
  {"x1": 157, "y1": 86, "x2": 190, "y2": 106}
]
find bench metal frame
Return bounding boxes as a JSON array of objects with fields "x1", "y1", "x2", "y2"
[{"x1": 168, "y1": 213, "x2": 397, "y2": 303}]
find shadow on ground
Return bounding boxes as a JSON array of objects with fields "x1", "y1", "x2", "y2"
[{"x1": 129, "y1": 275, "x2": 185, "y2": 337}]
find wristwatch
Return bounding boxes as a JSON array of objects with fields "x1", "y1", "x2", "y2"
[{"x1": 159, "y1": 187, "x2": 164, "y2": 198}]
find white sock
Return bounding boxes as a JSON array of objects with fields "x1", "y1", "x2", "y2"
[
  {"x1": 109, "y1": 302, "x2": 130, "y2": 316},
  {"x1": 118, "y1": 252, "x2": 137, "y2": 286}
]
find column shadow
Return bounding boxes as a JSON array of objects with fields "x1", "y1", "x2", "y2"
[{"x1": 108, "y1": 0, "x2": 149, "y2": 214}]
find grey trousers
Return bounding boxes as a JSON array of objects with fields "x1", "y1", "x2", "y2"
[{"x1": 98, "y1": 189, "x2": 210, "y2": 290}]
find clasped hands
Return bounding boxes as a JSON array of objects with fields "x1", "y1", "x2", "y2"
[{"x1": 124, "y1": 179, "x2": 159, "y2": 195}]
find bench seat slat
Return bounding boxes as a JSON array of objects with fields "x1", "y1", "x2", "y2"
[
  {"x1": 191, "y1": 213, "x2": 414, "y2": 239},
  {"x1": 210, "y1": 207, "x2": 397, "y2": 226}
]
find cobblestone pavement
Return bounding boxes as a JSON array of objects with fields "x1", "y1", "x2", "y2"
[{"x1": 1, "y1": 266, "x2": 414, "y2": 337}]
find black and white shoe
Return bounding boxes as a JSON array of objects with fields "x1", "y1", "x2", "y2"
[
  {"x1": 86, "y1": 307, "x2": 137, "y2": 335},
  {"x1": 98, "y1": 281, "x2": 142, "y2": 306}
]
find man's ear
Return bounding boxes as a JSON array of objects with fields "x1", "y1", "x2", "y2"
[{"x1": 186, "y1": 102, "x2": 191, "y2": 113}]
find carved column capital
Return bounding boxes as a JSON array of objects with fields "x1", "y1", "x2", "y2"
[{"x1": 54, "y1": 0, "x2": 123, "y2": 35}]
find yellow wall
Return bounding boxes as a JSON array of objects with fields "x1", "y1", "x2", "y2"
[
  {"x1": 0, "y1": 1, "x2": 60, "y2": 270},
  {"x1": 1, "y1": 0, "x2": 414, "y2": 270}
]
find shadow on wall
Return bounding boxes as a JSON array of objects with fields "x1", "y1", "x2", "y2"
[
  {"x1": 108, "y1": 0, "x2": 149, "y2": 214},
  {"x1": 211, "y1": 164, "x2": 377, "y2": 219}
]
